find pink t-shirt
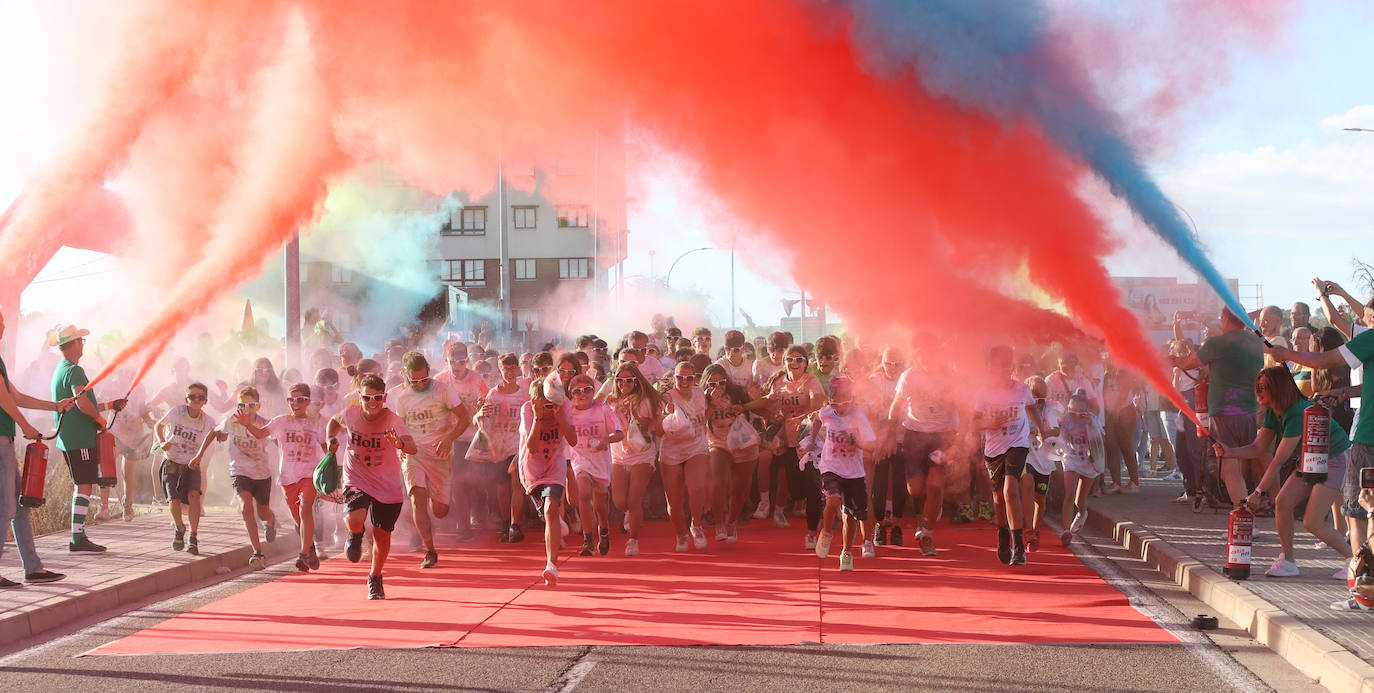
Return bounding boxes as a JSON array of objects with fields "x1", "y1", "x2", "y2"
[
  {"x1": 518, "y1": 401, "x2": 568, "y2": 492},
  {"x1": 434, "y1": 368, "x2": 487, "y2": 442},
  {"x1": 566, "y1": 402, "x2": 621, "y2": 483},
  {"x1": 338, "y1": 405, "x2": 410, "y2": 504}
]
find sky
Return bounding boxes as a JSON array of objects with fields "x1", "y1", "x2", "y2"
[{"x1": 5, "y1": 0, "x2": 1374, "y2": 333}]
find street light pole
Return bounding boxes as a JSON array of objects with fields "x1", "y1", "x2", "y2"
[
  {"x1": 665, "y1": 247, "x2": 711, "y2": 289},
  {"x1": 1343, "y1": 128, "x2": 1374, "y2": 133}
]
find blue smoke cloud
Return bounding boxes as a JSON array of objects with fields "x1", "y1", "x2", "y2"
[{"x1": 843, "y1": 0, "x2": 1261, "y2": 333}]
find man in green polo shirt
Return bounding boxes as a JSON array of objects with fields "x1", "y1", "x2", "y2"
[
  {"x1": 49, "y1": 325, "x2": 127, "y2": 555},
  {"x1": 0, "y1": 310, "x2": 74, "y2": 587}
]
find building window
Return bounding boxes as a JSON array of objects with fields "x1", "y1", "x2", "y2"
[
  {"x1": 444, "y1": 207, "x2": 486, "y2": 236},
  {"x1": 441, "y1": 259, "x2": 486, "y2": 287},
  {"x1": 513, "y1": 206, "x2": 537, "y2": 229},
  {"x1": 331, "y1": 265, "x2": 352, "y2": 284},
  {"x1": 514, "y1": 259, "x2": 537, "y2": 281},
  {"x1": 558, "y1": 258, "x2": 589, "y2": 279},
  {"x1": 555, "y1": 205, "x2": 590, "y2": 228},
  {"x1": 515, "y1": 309, "x2": 539, "y2": 332}
]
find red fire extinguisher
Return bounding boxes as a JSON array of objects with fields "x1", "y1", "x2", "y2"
[
  {"x1": 1223, "y1": 502, "x2": 1254, "y2": 580},
  {"x1": 1193, "y1": 374, "x2": 1210, "y2": 439},
  {"x1": 96, "y1": 408, "x2": 119, "y2": 488},
  {"x1": 1301, "y1": 400, "x2": 1330, "y2": 485},
  {"x1": 20, "y1": 411, "x2": 66, "y2": 508}
]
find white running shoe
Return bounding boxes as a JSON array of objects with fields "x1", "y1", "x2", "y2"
[
  {"x1": 804, "y1": 533, "x2": 817, "y2": 551},
  {"x1": 715, "y1": 525, "x2": 728, "y2": 542},
  {"x1": 1334, "y1": 558, "x2": 1352, "y2": 581},
  {"x1": 1121, "y1": 482, "x2": 1140, "y2": 495},
  {"x1": 1330, "y1": 595, "x2": 1374, "y2": 611},
  {"x1": 542, "y1": 563, "x2": 558, "y2": 588},
  {"x1": 1164, "y1": 470, "x2": 1184, "y2": 482},
  {"x1": 773, "y1": 507, "x2": 790, "y2": 528},
  {"x1": 1069, "y1": 510, "x2": 1087, "y2": 535},
  {"x1": 861, "y1": 540, "x2": 876, "y2": 559},
  {"x1": 691, "y1": 525, "x2": 708, "y2": 550},
  {"x1": 839, "y1": 551, "x2": 853, "y2": 572},
  {"x1": 725, "y1": 523, "x2": 739, "y2": 544},
  {"x1": 753, "y1": 499, "x2": 770, "y2": 520},
  {"x1": 675, "y1": 535, "x2": 690, "y2": 552},
  {"x1": 815, "y1": 531, "x2": 832, "y2": 558},
  {"x1": 1265, "y1": 555, "x2": 1300, "y2": 578},
  {"x1": 625, "y1": 538, "x2": 640, "y2": 557},
  {"x1": 1172, "y1": 492, "x2": 1192, "y2": 504}
]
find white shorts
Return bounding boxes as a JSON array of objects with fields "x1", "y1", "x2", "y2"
[
  {"x1": 402, "y1": 454, "x2": 452, "y2": 504},
  {"x1": 1063, "y1": 455, "x2": 1100, "y2": 479}
]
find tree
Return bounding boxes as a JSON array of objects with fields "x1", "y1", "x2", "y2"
[{"x1": 1354, "y1": 256, "x2": 1374, "y2": 298}]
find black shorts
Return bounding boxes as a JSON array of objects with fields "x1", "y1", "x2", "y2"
[
  {"x1": 63, "y1": 448, "x2": 99, "y2": 486},
  {"x1": 1026, "y1": 468, "x2": 1051, "y2": 495},
  {"x1": 160, "y1": 459, "x2": 202, "y2": 504},
  {"x1": 232, "y1": 475, "x2": 274, "y2": 507},
  {"x1": 528, "y1": 483, "x2": 565, "y2": 517},
  {"x1": 343, "y1": 486, "x2": 403, "y2": 532},
  {"x1": 985, "y1": 447, "x2": 1029, "y2": 487},
  {"x1": 902, "y1": 430, "x2": 954, "y2": 481},
  {"x1": 820, "y1": 472, "x2": 868, "y2": 519}
]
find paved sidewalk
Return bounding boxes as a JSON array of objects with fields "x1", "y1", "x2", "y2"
[
  {"x1": 1, "y1": 504, "x2": 297, "y2": 644},
  {"x1": 1086, "y1": 473, "x2": 1374, "y2": 692}
]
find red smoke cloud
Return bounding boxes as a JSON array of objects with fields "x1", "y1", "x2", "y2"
[{"x1": 9, "y1": 0, "x2": 1250, "y2": 418}]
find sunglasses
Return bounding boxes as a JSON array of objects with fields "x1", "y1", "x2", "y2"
[
  {"x1": 255, "y1": 366, "x2": 273, "y2": 372},
  {"x1": 818, "y1": 355, "x2": 837, "y2": 362},
  {"x1": 318, "y1": 382, "x2": 339, "y2": 390},
  {"x1": 706, "y1": 379, "x2": 728, "y2": 388},
  {"x1": 557, "y1": 367, "x2": 579, "y2": 376},
  {"x1": 236, "y1": 402, "x2": 260, "y2": 410},
  {"x1": 408, "y1": 377, "x2": 432, "y2": 386},
  {"x1": 882, "y1": 361, "x2": 904, "y2": 368},
  {"x1": 533, "y1": 365, "x2": 553, "y2": 374},
  {"x1": 520, "y1": 359, "x2": 533, "y2": 365},
  {"x1": 570, "y1": 386, "x2": 595, "y2": 396},
  {"x1": 615, "y1": 377, "x2": 638, "y2": 384},
  {"x1": 593, "y1": 347, "x2": 607, "y2": 353},
  {"x1": 288, "y1": 396, "x2": 311, "y2": 404},
  {"x1": 693, "y1": 336, "x2": 710, "y2": 342},
  {"x1": 785, "y1": 356, "x2": 807, "y2": 363},
  {"x1": 361, "y1": 394, "x2": 386, "y2": 403},
  {"x1": 675, "y1": 374, "x2": 700, "y2": 381},
  {"x1": 186, "y1": 394, "x2": 207, "y2": 402}
]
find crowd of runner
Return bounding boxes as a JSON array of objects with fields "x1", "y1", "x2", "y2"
[{"x1": 1, "y1": 279, "x2": 1372, "y2": 607}]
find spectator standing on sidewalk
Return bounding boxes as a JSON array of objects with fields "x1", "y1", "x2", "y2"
[
  {"x1": 0, "y1": 310, "x2": 73, "y2": 588},
  {"x1": 1173, "y1": 309, "x2": 1264, "y2": 508},
  {"x1": 49, "y1": 325, "x2": 128, "y2": 555}
]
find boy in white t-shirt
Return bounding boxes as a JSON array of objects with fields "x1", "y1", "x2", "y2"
[
  {"x1": 389, "y1": 352, "x2": 469, "y2": 568},
  {"x1": 973, "y1": 347, "x2": 1048, "y2": 567},
  {"x1": 153, "y1": 383, "x2": 216, "y2": 556},
  {"x1": 238, "y1": 382, "x2": 328, "y2": 572},
  {"x1": 190, "y1": 386, "x2": 278, "y2": 570},
  {"x1": 811, "y1": 377, "x2": 876, "y2": 572}
]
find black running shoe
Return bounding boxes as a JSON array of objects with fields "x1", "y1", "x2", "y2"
[
  {"x1": 25, "y1": 570, "x2": 66, "y2": 584},
  {"x1": 873, "y1": 524, "x2": 887, "y2": 546},
  {"x1": 498, "y1": 527, "x2": 511, "y2": 543},
  {"x1": 295, "y1": 553, "x2": 310, "y2": 572},
  {"x1": 345, "y1": 532, "x2": 364, "y2": 563},
  {"x1": 421, "y1": 550, "x2": 438, "y2": 569},
  {"x1": 996, "y1": 530, "x2": 1011, "y2": 565},
  {"x1": 1011, "y1": 548, "x2": 1027, "y2": 565},
  {"x1": 598, "y1": 528, "x2": 610, "y2": 556},
  {"x1": 172, "y1": 526, "x2": 186, "y2": 551},
  {"x1": 265, "y1": 522, "x2": 277, "y2": 543},
  {"x1": 307, "y1": 543, "x2": 321, "y2": 570},
  {"x1": 69, "y1": 536, "x2": 107, "y2": 554},
  {"x1": 367, "y1": 574, "x2": 385, "y2": 600},
  {"x1": 0, "y1": 577, "x2": 21, "y2": 589},
  {"x1": 186, "y1": 533, "x2": 199, "y2": 556},
  {"x1": 580, "y1": 535, "x2": 594, "y2": 557},
  {"x1": 888, "y1": 525, "x2": 903, "y2": 547},
  {"x1": 508, "y1": 524, "x2": 525, "y2": 543}
]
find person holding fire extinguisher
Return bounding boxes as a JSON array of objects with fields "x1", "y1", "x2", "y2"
[
  {"x1": 1212, "y1": 366, "x2": 1353, "y2": 579},
  {"x1": 0, "y1": 311, "x2": 76, "y2": 588},
  {"x1": 47, "y1": 325, "x2": 127, "y2": 556}
]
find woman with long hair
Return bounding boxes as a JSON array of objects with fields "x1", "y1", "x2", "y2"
[
  {"x1": 660, "y1": 361, "x2": 713, "y2": 551},
  {"x1": 604, "y1": 361, "x2": 661, "y2": 556},
  {"x1": 701, "y1": 363, "x2": 756, "y2": 543},
  {"x1": 1214, "y1": 366, "x2": 1354, "y2": 578},
  {"x1": 754, "y1": 345, "x2": 827, "y2": 550},
  {"x1": 250, "y1": 357, "x2": 286, "y2": 419}
]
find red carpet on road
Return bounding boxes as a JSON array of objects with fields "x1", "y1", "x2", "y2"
[{"x1": 84, "y1": 521, "x2": 1176, "y2": 656}]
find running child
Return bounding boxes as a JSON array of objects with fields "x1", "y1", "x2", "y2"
[
  {"x1": 972, "y1": 346, "x2": 1048, "y2": 566},
  {"x1": 604, "y1": 362, "x2": 661, "y2": 556},
  {"x1": 236, "y1": 382, "x2": 328, "y2": 571},
  {"x1": 1022, "y1": 376, "x2": 1061, "y2": 553},
  {"x1": 478, "y1": 354, "x2": 530, "y2": 543},
  {"x1": 1059, "y1": 390, "x2": 1104, "y2": 546},
  {"x1": 519, "y1": 376, "x2": 578, "y2": 586},
  {"x1": 154, "y1": 383, "x2": 216, "y2": 556},
  {"x1": 566, "y1": 374, "x2": 623, "y2": 556},
  {"x1": 813, "y1": 377, "x2": 876, "y2": 571},
  {"x1": 326, "y1": 374, "x2": 417, "y2": 600},
  {"x1": 702, "y1": 363, "x2": 755, "y2": 543},
  {"x1": 191, "y1": 386, "x2": 277, "y2": 569}
]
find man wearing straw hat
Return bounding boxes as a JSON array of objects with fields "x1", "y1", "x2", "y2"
[{"x1": 48, "y1": 325, "x2": 126, "y2": 555}]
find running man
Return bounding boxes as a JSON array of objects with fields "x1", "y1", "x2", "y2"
[
  {"x1": 390, "y1": 351, "x2": 469, "y2": 568},
  {"x1": 154, "y1": 383, "x2": 216, "y2": 556}
]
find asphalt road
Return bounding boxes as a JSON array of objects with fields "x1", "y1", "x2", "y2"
[{"x1": 0, "y1": 529, "x2": 1322, "y2": 693}]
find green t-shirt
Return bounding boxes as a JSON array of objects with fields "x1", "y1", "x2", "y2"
[
  {"x1": 51, "y1": 359, "x2": 99, "y2": 451},
  {"x1": 1261, "y1": 399, "x2": 1350, "y2": 459},
  {"x1": 1343, "y1": 329, "x2": 1374, "y2": 445},
  {"x1": 0, "y1": 357, "x2": 15, "y2": 438},
  {"x1": 1196, "y1": 329, "x2": 1264, "y2": 416}
]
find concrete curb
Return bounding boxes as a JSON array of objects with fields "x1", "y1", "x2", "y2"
[
  {"x1": 0, "y1": 538, "x2": 297, "y2": 646},
  {"x1": 1087, "y1": 508, "x2": 1374, "y2": 693}
]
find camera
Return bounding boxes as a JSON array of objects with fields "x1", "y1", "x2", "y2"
[{"x1": 1362, "y1": 466, "x2": 1374, "y2": 489}]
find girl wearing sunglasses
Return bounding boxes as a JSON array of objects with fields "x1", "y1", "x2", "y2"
[
  {"x1": 750, "y1": 332, "x2": 792, "y2": 524},
  {"x1": 756, "y1": 344, "x2": 828, "y2": 550},
  {"x1": 519, "y1": 376, "x2": 578, "y2": 587},
  {"x1": 701, "y1": 364, "x2": 755, "y2": 544},
  {"x1": 661, "y1": 361, "x2": 713, "y2": 551},
  {"x1": 566, "y1": 374, "x2": 623, "y2": 557},
  {"x1": 483, "y1": 354, "x2": 532, "y2": 544},
  {"x1": 604, "y1": 362, "x2": 662, "y2": 556}
]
